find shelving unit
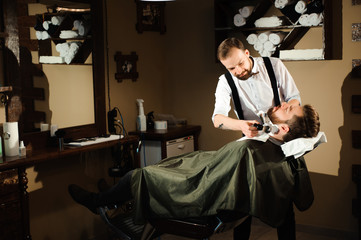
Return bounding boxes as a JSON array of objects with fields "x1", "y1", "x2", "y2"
[
  {"x1": 214, "y1": 0, "x2": 342, "y2": 60},
  {"x1": 36, "y1": 11, "x2": 92, "y2": 64}
]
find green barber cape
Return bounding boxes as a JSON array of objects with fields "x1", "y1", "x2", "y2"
[{"x1": 131, "y1": 139, "x2": 313, "y2": 227}]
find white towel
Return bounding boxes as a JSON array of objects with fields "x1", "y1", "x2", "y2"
[
  {"x1": 281, "y1": 132, "x2": 327, "y2": 158},
  {"x1": 295, "y1": 0, "x2": 307, "y2": 14},
  {"x1": 240, "y1": 6, "x2": 254, "y2": 18},
  {"x1": 263, "y1": 41, "x2": 276, "y2": 51},
  {"x1": 42, "y1": 20, "x2": 51, "y2": 30},
  {"x1": 254, "y1": 16, "x2": 283, "y2": 27},
  {"x1": 279, "y1": 49, "x2": 324, "y2": 60},
  {"x1": 73, "y1": 20, "x2": 81, "y2": 29},
  {"x1": 36, "y1": 31, "x2": 43, "y2": 40},
  {"x1": 246, "y1": 33, "x2": 258, "y2": 45},
  {"x1": 41, "y1": 31, "x2": 51, "y2": 40},
  {"x1": 51, "y1": 16, "x2": 64, "y2": 25},
  {"x1": 234, "y1": 14, "x2": 246, "y2": 27},
  {"x1": 259, "y1": 49, "x2": 273, "y2": 57},
  {"x1": 64, "y1": 42, "x2": 81, "y2": 64},
  {"x1": 299, "y1": 13, "x2": 323, "y2": 26},
  {"x1": 253, "y1": 41, "x2": 264, "y2": 51},
  {"x1": 55, "y1": 42, "x2": 70, "y2": 57},
  {"x1": 59, "y1": 30, "x2": 79, "y2": 39},
  {"x1": 238, "y1": 131, "x2": 327, "y2": 158},
  {"x1": 39, "y1": 56, "x2": 65, "y2": 64},
  {"x1": 269, "y1": 32, "x2": 286, "y2": 45},
  {"x1": 258, "y1": 31, "x2": 271, "y2": 43},
  {"x1": 309, "y1": 13, "x2": 323, "y2": 26},
  {"x1": 78, "y1": 21, "x2": 91, "y2": 36},
  {"x1": 275, "y1": 0, "x2": 296, "y2": 9}
]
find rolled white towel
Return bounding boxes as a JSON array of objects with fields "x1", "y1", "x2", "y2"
[
  {"x1": 260, "y1": 49, "x2": 273, "y2": 57},
  {"x1": 254, "y1": 16, "x2": 283, "y2": 27},
  {"x1": 64, "y1": 41, "x2": 81, "y2": 64},
  {"x1": 246, "y1": 33, "x2": 258, "y2": 45},
  {"x1": 258, "y1": 31, "x2": 271, "y2": 43},
  {"x1": 36, "y1": 31, "x2": 43, "y2": 40},
  {"x1": 41, "y1": 31, "x2": 51, "y2": 40},
  {"x1": 42, "y1": 20, "x2": 51, "y2": 30},
  {"x1": 254, "y1": 41, "x2": 264, "y2": 51},
  {"x1": 73, "y1": 20, "x2": 81, "y2": 29},
  {"x1": 240, "y1": 6, "x2": 254, "y2": 18},
  {"x1": 59, "y1": 30, "x2": 79, "y2": 39},
  {"x1": 269, "y1": 32, "x2": 286, "y2": 45},
  {"x1": 56, "y1": 42, "x2": 70, "y2": 57},
  {"x1": 308, "y1": 13, "x2": 323, "y2": 26},
  {"x1": 51, "y1": 16, "x2": 65, "y2": 25},
  {"x1": 275, "y1": 0, "x2": 296, "y2": 9},
  {"x1": 69, "y1": 41, "x2": 80, "y2": 52},
  {"x1": 295, "y1": 0, "x2": 307, "y2": 14},
  {"x1": 234, "y1": 14, "x2": 246, "y2": 27},
  {"x1": 39, "y1": 56, "x2": 65, "y2": 64},
  {"x1": 298, "y1": 14, "x2": 310, "y2": 26},
  {"x1": 78, "y1": 22, "x2": 91, "y2": 36},
  {"x1": 263, "y1": 41, "x2": 276, "y2": 51}
]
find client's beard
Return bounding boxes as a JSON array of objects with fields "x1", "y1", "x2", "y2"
[{"x1": 267, "y1": 106, "x2": 283, "y2": 124}]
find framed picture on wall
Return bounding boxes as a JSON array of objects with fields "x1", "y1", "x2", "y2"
[{"x1": 135, "y1": 0, "x2": 166, "y2": 34}]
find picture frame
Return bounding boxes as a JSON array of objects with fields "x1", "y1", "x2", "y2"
[
  {"x1": 135, "y1": 0, "x2": 166, "y2": 34},
  {"x1": 114, "y1": 51, "x2": 139, "y2": 82}
]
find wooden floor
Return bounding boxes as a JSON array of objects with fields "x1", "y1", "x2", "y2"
[{"x1": 159, "y1": 221, "x2": 350, "y2": 240}]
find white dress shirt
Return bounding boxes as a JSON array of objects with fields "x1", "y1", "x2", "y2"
[{"x1": 212, "y1": 57, "x2": 301, "y2": 123}]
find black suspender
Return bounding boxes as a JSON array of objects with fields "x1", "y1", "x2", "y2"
[
  {"x1": 225, "y1": 71, "x2": 244, "y2": 120},
  {"x1": 263, "y1": 57, "x2": 281, "y2": 107},
  {"x1": 224, "y1": 57, "x2": 280, "y2": 120}
]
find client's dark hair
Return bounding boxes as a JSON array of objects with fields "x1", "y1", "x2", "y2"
[
  {"x1": 283, "y1": 104, "x2": 320, "y2": 142},
  {"x1": 217, "y1": 37, "x2": 245, "y2": 61}
]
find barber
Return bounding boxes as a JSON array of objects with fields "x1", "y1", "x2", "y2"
[
  {"x1": 212, "y1": 37, "x2": 300, "y2": 138},
  {"x1": 212, "y1": 37, "x2": 301, "y2": 240}
]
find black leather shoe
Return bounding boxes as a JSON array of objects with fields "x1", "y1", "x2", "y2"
[{"x1": 68, "y1": 184, "x2": 98, "y2": 214}]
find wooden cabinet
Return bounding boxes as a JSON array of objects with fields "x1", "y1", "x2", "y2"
[
  {"x1": 0, "y1": 168, "x2": 30, "y2": 240},
  {"x1": 130, "y1": 125, "x2": 201, "y2": 167},
  {"x1": 214, "y1": 0, "x2": 342, "y2": 60}
]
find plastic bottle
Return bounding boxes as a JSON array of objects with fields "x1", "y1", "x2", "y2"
[
  {"x1": 136, "y1": 99, "x2": 147, "y2": 131},
  {"x1": 19, "y1": 141, "x2": 26, "y2": 157}
]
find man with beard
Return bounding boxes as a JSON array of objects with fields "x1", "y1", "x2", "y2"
[
  {"x1": 68, "y1": 104, "x2": 322, "y2": 240},
  {"x1": 213, "y1": 37, "x2": 301, "y2": 138},
  {"x1": 213, "y1": 38, "x2": 304, "y2": 239}
]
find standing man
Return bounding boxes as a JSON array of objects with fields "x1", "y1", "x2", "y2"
[
  {"x1": 212, "y1": 37, "x2": 301, "y2": 138},
  {"x1": 212, "y1": 37, "x2": 301, "y2": 239}
]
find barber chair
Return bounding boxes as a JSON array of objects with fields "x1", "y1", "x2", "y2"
[{"x1": 98, "y1": 203, "x2": 247, "y2": 240}]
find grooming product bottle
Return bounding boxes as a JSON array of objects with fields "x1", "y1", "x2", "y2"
[
  {"x1": 19, "y1": 141, "x2": 26, "y2": 157},
  {"x1": 136, "y1": 99, "x2": 147, "y2": 131}
]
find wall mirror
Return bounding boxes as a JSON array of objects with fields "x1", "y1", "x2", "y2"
[{"x1": 5, "y1": 0, "x2": 106, "y2": 149}]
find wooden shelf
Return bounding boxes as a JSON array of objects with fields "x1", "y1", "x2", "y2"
[{"x1": 214, "y1": 0, "x2": 342, "y2": 60}]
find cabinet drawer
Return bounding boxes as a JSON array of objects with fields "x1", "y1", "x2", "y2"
[
  {"x1": 0, "y1": 199, "x2": 22, "y2": 224},
  {"x1": 0, "y1": 221, "x2": 22, "y2": 240},
  {"x1": 0, "y1": 169, "x2": 19, "y2": 196}
]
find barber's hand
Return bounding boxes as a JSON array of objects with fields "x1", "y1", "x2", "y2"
[{"x1": 240, "y1": 120, "x2": 259, "y2": 138}]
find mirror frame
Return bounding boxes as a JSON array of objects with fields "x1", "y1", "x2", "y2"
[{"x1": 5, "y1": 0, "x2": 106, "y2": 150}]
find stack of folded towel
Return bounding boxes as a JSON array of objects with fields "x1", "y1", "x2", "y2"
[
  {"x1": 55, "y1": 41, "x2": 82, "y2": 64},
  {"x1": 254, "y1": 16, "x2": 283, "y2": 28},
  {"x1": 233, "y1": 6, "x2": 254, "y2": 27}
]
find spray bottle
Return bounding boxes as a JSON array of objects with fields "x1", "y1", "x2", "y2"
[{"x1": 136, "y1": 99, "x2": 147, "y2": 131}]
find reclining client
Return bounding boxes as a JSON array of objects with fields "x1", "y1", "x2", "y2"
[{"x1": 69, "y1": 103, "x2": 323, "y2": 229}]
